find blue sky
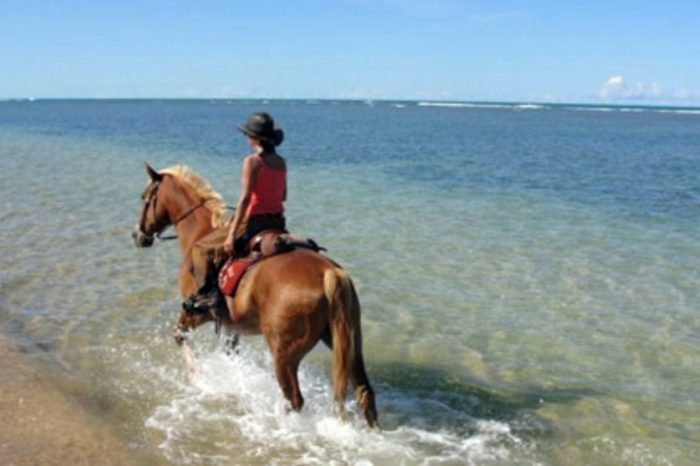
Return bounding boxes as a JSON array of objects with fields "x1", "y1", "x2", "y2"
[{"x1": 1, "y1": 0, "x2": 698, "y2": 104}]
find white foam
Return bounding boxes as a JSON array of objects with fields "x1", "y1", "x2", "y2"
[
  {"x1": 418, "y1": 102, "x2": 512, "y2": 109},
  {"x1": 144, "y1": 344, "x2": 529, "y2": 465},
  {"x1": 514, "y1": 104, "x2": 546, "y2": 110},
  {"x1": 566, "y1": 105, "x2": 700, "y2": 115},
  {"x1": 566, "y1": 106, "x2": 616, "y2": 112},
  {"x1": 417, "y1": 102, "x2": 547, "y2": 111},
  {"x1": 657, "y1": 109, "x2": 700, "y2": 115}
]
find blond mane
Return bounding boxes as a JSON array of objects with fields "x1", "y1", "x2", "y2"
[{"x1": 160, "y1": 165, "x2": 227, "y2": 228}]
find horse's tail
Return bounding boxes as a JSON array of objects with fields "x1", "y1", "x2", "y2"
[{"x1": 323, "y1": 268, "x2": 378, "y2": 427}]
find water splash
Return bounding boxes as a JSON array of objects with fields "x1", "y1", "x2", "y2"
[{"x1": 145, "y1": 343, "x2": 532, "y2": 465}]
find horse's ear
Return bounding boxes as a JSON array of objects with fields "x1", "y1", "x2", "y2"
[{"x1": 144, "y1": 162, "x2": 163, "y2": 182}]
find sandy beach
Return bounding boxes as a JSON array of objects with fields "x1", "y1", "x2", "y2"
[{"x1": 0, "y1": 334, "x2": 162, "y2": 466}]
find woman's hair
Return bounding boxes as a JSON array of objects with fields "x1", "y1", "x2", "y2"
[{"x1": 259, "y1": 139, "x2": 277, "y2": 153}]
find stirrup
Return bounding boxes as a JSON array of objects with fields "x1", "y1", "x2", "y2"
[{"x1": 182, "y1": 290, "x2": 222, "y2": 315}]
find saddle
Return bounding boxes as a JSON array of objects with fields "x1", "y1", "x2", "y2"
[{"x1": 218, "y1": 230, "x2": 324, "y2": 296}]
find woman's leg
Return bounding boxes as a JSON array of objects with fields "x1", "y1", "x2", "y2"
[
  {"x1": 191, "y1": 226, "x2": 230, "y2": 291},
  {"x1": 183, "y1": 226, "x2": 231, "y2": 313}
]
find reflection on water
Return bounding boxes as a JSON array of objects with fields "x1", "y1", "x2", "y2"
[{"x1": 1, "y1": 100, "x2": 699, "y2": 465}]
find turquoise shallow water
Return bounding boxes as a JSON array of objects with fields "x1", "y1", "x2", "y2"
[{"x1": 1, "y1": 100, "x2": 699, "y2": 465}]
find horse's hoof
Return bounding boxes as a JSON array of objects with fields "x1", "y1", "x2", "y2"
[
  {"x1": 173, "y1": 329, "x2": 188, "y2": 345},
  {"x1": 224, "y1": 334, "x2": 240, "y2": 356},
  {"x1": 225, "y1": 346, "x2": 240, "y2": 357}
]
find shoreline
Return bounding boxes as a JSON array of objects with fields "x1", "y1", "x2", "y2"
[{"x1": 0, "y1": 334, "x2": 162, "y2": 466}]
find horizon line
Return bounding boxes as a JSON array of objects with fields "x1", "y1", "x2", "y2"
[{"x1": 2, "y1": 97, "x2": 700, "y2": 109}]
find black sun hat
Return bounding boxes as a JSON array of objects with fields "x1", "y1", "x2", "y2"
[{"x1": 238, "y1": 112, "x2": 284, "y2": 147}]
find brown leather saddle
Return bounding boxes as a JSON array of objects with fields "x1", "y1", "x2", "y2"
[
  {"x1": 249, "y1": 230, "x2": 324, "y2": 257},
  {"x1": 218, "y1": 230, "x2": 324, "y2": 296}
]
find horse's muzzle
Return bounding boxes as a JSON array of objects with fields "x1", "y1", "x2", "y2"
[{"x1": 132, "y1": 227, "x2": 154, "y2": 248}]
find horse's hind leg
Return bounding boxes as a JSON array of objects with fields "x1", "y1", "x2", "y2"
[
  {"x1": 351, "y1": 353, "x2": 378, "y2": 428},
  {"x1": 273, "y1": 355, "x2": 304, "y2": 411},
  {"x1": 268, "y1": 333, "x2": 304, "y2": 411},
  {"x1": 320, "y1": 326, "x2": 332, "y2": 349},
  {"x1": 224, "y1": 332, "x2": 240, "y2": 356}
]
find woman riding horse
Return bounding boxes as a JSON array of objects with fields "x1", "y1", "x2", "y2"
[
  {"x1": 184, "y1": 112, "x2": 287, "y2": 315},
  {"x1": 133, "y1": 162, "x2": 379, "y2": 427}
]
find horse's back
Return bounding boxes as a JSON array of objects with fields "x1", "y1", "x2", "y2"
[{"x1": 234, "y1": 249, "x2": 339, "y2": 327}]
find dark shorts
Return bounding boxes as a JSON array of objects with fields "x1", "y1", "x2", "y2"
[{"x1": 234, "y1": 213, "x2": 286, "y2": 253}]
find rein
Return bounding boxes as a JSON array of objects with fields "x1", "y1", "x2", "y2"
[
  {"x1": 157, "y1": 203, "x2": 236, "y2": 241},
  {"x1": 155, "y1": 201, "x2": 207, "y2": 241},
  {"x1": 139, "y1": 180, "x2": 235, "y2": 242}
]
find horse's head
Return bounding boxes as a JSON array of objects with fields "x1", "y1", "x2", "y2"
[{"x1": 132, "y1": 163, "x2": 170, "y2": 247}]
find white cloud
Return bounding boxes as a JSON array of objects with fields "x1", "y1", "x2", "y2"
[
  {"x1": 599, "y1": 75, "x2": 626, "y2": 99},
  {"x1": 605, "y1": 75, "x2": 623, "y2": 87},
  {"x1": 598, "y1": 75, "x2": 695, "y2": 103}
]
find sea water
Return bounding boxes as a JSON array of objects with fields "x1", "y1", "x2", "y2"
[{"x1": 1, "y1": 99, "x2": 699, "y2": 465}]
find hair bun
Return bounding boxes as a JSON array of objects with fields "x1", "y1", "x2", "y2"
[{"x1": 273, "y1": 129, "x2": 284, "y2": 147}]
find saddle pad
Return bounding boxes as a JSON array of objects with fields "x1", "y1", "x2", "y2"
[{"x1": 218, "y1": 257, "x2": 257, "y2": 296}]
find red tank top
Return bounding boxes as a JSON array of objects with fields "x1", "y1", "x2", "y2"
[{"x1": 246, "y1": 156, "x2": 286, "y2": 217}]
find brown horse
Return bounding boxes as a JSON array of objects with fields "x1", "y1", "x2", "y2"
[{"x1": 132, "y1": 163, "x2": 378, "y2": 427}]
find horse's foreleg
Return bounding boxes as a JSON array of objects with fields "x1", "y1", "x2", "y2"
[
  {"x1": 174, "y1": 314, "x2": 201, "y2": 381},
  {"x1": 180, "y1": 342, "x2": 200, "y2": 381}
]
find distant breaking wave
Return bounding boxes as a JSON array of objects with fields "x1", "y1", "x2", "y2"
[
  {"x1": 417, "y1": 102, "x2": 542, "y2": 110},
  {"x1": 415, "y1": 101, "x2": 700, "y2": 115},
  {"x1": 566, "y1": 106, "x2": 615, "y2": 112},
  {"x1": 657, "y1": 109, "x2": 700, "y2": 115},
  {"x1": 566, "y1": 105, "x2": 700, "y2": 115},
  {"x1": 418, "y1": 102, "x2": 510, "y2": 109},
  {"x1": 514, "y1": 104, "x2": 546, "y2": 110}
]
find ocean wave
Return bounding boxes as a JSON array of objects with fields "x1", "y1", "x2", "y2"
[
  {"x1": 565, "y1": 105, "x2": 700, "y2": 115},
  {"x1": 0, "y1": 98, "x2": 36, "y2": 103},
  {"x1": 418, "y1": 102, "x2": 546, "y2": 111},
  {"x1": 657, "y1": 109, "x2": 700, "y2": 115},
  {"x1": 418, "y1": 102, "x2": 513, "y2": 109},
  {"x1": 566, "y1": 106, "x2": 616, "y2": 112},
  {"x1": 514, "y1": 104, "x2": 546, "y2": 110}
]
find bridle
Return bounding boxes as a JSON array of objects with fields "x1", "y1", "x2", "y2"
[{"x1": 137, "y1": 180, "x2": 207, "y2": 242}]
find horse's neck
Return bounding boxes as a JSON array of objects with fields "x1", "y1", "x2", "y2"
[
  {"x1": 164, "y1": 182, "x2": 215, "y2": 257},
  {"x1": 176, "y1": 210, "x2": 216, "y2": 260},
  {"x1": 176, "y1": 221, "x2": 212, "y2": 259}
]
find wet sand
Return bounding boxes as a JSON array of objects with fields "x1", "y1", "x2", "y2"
[{"x1": 0, "y1": 335, "x2": 160, "y2": 466}]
